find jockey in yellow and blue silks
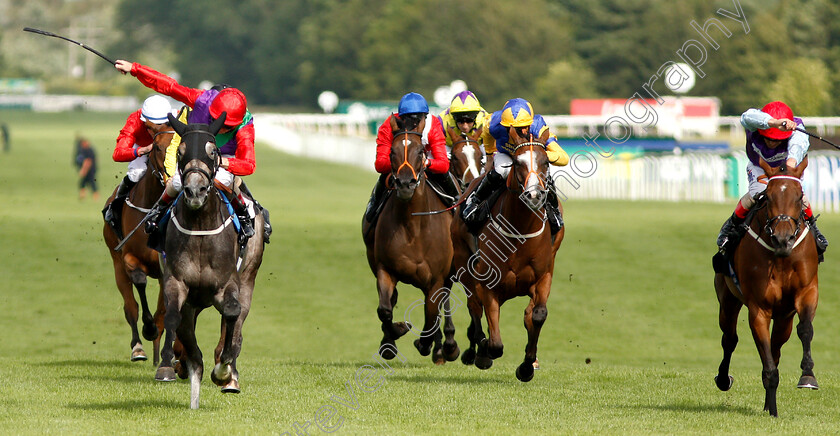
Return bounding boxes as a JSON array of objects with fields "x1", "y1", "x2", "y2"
[{"x1": 461, "y1": 98, "x2": 569, "y2": 235}]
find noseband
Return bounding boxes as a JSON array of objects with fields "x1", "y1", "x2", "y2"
[{"x1": 391, "y1": 129, "x2": 426, "y2": 185}]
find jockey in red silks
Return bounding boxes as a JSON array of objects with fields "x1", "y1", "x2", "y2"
[
  {"x1": 103, "y1": 95, "x2": 173, "y2": 232},
  {"x1": 114, "y1": 59, "x2": 270, "y2": 242},
  {"x1": 717, "y1": 101, "x2": 827, "y2": 260},
  {"x1": 364, "y1": 92, "x2": 459, "y2": 223}
]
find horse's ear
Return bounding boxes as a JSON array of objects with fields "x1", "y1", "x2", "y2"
[
  {"x1": 391, "y1": 114, "x2": 401, "y2": 131},
  {"x1": 538, "y1": 128, "x2": 550, "y2": 144},
  {"x1": 758, "y1": 158, "x2": 775, "y2": 177},
  {"x1": 210, "y1": 112, "x2": 227, "y2": 136},
  {"x1": 791, "y1": 155, "x2": 808, "y2": 179},
  {"x1": 446, "y1": 124, "x2": 461, "y2": 141},
  {"x1": 168, "y1": 113, "x2": 187, "y2": 137},
  {"x1": 417, "y1": 115, "x2": 426, "y2": 132},
  {"x1": 472, "y1": 125, "x2": 484, "y2": 140}
]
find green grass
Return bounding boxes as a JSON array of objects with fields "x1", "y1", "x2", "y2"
[{"x1": 2, "y1": 110, "x2": 840, "y2": 434}]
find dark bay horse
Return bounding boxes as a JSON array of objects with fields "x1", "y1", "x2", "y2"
[
  {"x1": 102, "y1": 125, "x2": 174, "y2": 363},
  {"x1": 452, "y1": 129, "x2": 563, "y2": 381},
  {"x1": 155, "y1": 113, "x2": 265, "y2": 409},
  {"x1": 447, "y1": 125, "x2": 484, "y2": 191},
  {"x1": 714, "y1": 157, "x2": 819, "y2": 417},
  {"x1": 362, "y1": 115, "x2": 460, "y2": 364}
]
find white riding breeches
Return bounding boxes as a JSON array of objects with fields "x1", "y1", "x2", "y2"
[
  {"x1": 126, "y1": 148, "x2": 148, "y2": 183},
  {"x1": 493, "y1": 152, "x2": 513, "y2": 178}
]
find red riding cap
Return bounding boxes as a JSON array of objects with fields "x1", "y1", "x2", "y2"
[
  {"x1": 758, "y1": 101, "x2": 794, "y2": 140},
  {"x1": 209, "y1": 88, "x2": 247, "y2": 127}
]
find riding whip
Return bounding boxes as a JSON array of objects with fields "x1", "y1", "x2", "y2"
[
  {"x1": 794, "y1": 126, "x2": 840, "y2": 151},
  {"x1": 114, "y1": 211, "x2": 157, "y2": 251},
  {"x1": 23, "y1": 27, "x2": 117, "y2": 65}
]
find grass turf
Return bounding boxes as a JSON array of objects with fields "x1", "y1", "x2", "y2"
[{"x1": 1, "y1": 110, "x2": 840, "y2": 434}]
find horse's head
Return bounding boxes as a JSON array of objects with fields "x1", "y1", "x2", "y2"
[
  {"x1": 758, "y1": 157, "x2": 808, "y2": 256},
  {"x1": 145, "y1": 120, "x2": 175, "y2": 179},
  {"x1": 508, "y1": 126, "x2": 550, "y2": 211},
  {"x1": 389, "y1": 114, "x2": 427, "y2": 201},
  {"x1": 169, "y1": 112, "x2": 227, "y2": 210},
  {"x1": 447, "y1": 124, "x2": 484, "y2": 189}
]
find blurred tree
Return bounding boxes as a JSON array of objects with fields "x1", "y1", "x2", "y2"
[
  {"x1": 765, "y1": 58, "x2": 831, "y2": 116},
  {"x1": 530, "y1": 56, "x2": 599, "y2": 113}
]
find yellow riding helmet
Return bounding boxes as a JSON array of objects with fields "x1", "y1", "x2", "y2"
[
  {"x1": 449, "y1": 91, "x2": 482, "y2": 114},
  {"x1": 500, "y1": 98, "x2": 534, "y2": 127}
]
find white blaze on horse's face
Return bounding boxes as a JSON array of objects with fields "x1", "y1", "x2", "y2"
[
  {"x1": 463, "y1": 144, "x2": 480, "y2": 180},
  {"x1": 518, "y1": 151, "x2": 541, "y2": 195}
]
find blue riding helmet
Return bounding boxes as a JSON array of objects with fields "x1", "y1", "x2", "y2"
[{"x1": 398, "y1": 92, "x2": 429, "y2": 115}]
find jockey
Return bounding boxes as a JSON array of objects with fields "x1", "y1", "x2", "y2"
[
  {"x1": 717, "y1": 101, "x2": 827, "y2": 259},
  {"x1": 461, "y1": 98, "x2": 569, "y2": 235},
  {"x1": 102, "y1": 95, "x2": 172, "y2": 232},
  {"x1": 114, "y1": 60, "x2": 267, "y2": 243},
  {"x1": 439, "y1": 90, "x2": 488, "y2": 147},
  {"x1": 364, "y1": 92, "x2": 459, "y2": 223}
]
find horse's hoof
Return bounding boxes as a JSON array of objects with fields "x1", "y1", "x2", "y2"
[
  {"x1": 443, "y1": 343, "x2": 460, "y2": 362},
  {"x1": 797, "y1": 375, "x2": 819, "y2": 390},
  {"x1": 392, "y1": 322, "x2": 412, "y2": 339},
  {"x1": 474, "y1": 354, "x2": 493, "y2": 370},
  {"x1": 155, "y1": 366, "x2": 176, "y2": 382},
  {"x1": 433, "y1": 349, "x2": 446, "y2": 366},
  {"x1": 221, "y1": 379, "x2": 240, "y2": 394},
  {"x1": 130, "y1": 345, "x2": 147, "y2": 362},
  {"x1": 414, "y1": 338, "x2": 432, "y2": 356},
  {"x1": 142, "y1": 323, "x2": 159, "y2": 342},
  {"x1": 516, "y1": 362, "x2": 535, "y2": 382},
  {"x1": 379, "y1": 340, "x2": 398, "y2": 360},
  {"x1": 211, "y1": 363, "x2": 233, "y2": 386},
  {"x1": 714, "y1": 375, "x2": 734, "y2": 391},
  {"x1": 533, "y1": 358, "x2": 540, "y2": 370},
  {"x1": 461, "y1": 348, "x2": 476, "y2": 366}
]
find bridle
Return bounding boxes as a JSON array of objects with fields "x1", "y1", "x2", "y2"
[
  {"x1": 178, "y1": 129, "x2": 220, "y2": 185},
  {"x1": 149, "y1": 128, "x2": 175, "y2": 186},
  {"x1": 508, "y1": 140, "x2": 548, "y2": 195},
  {"x1": 390, "y1": 129, "x2": 427, "y2": 186},
  {"x1": 751, "y1": 175, "x2": 808, "y2": 251}
]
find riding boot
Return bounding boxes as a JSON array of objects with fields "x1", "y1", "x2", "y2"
[
  {"x1": 364, "y1": 173, "x2": 389, "y2": 223},
  {"x1": 428, "y1": 171, "x2": 460, "y2": 208},
  {"x1": 144, "y1": 195, "x2": 173, "y2": 235},
  {"x1": 461, "y1": 169, "x2": 504, "y2": 235},
  {"x1": 238, "y1": 180, "x2": 271, "y2": 243},
  {"x1": 807, "y1": 215, "x2": 828, "y2": 262},
  {"x1": 717, "y1": 212, "x2": 746, "y2": 256},
  {"x1": 545, "y1": 189, "x2": 563, "y2": 234},
  {"x1": 103, "y1": 175, "x2": 137, "y2": 230},
  {"x1": 223, "y1": 190, "x2": 255, "y2": 242}
]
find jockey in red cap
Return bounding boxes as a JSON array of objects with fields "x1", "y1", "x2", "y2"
[
  {"x1": 717, "y1": 101, "x2": 827, "y2": 260},
  {"x1": 114, "y1": 60, "x2": 271, "y2": 244}
]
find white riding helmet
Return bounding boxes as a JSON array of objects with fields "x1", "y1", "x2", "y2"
[{"x1": 140, "y1": 95, "x2": 172, "y2": 124}]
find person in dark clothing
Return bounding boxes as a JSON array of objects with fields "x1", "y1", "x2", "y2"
[{"x1": 76, "y1": 138, "x2": 99, "y2": 201}]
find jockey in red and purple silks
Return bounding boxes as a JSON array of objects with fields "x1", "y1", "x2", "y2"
[
  {"x1": 114, "y1": 59, "x2": 262, "y2": 241},
  {"x1": 717, "y1": 101, "x2": 827, "y2": 259}
]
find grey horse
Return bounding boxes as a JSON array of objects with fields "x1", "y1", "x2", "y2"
[{"x1": 154, "y1": 112, "x2": 265, "y2": 409}]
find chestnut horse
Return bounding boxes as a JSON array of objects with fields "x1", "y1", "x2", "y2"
[
  {"x1": 362, "y1": 115, "x2": 460, "y2": 364},
  {"x1": 102, "y1": 125, "x2": 173, "y2": 363},
  {"x1": 155, "y1": 113, "x2": 265, "y2": 408},
  {"x1": 446, "y1": 125, "x2": 484, "y2": 191},
  {"x1": 713, "y1": 157, "x2": 819, "y2": 417},
  {"x1": 452, "y1": 129, "x2": 563, "y2": 381}
]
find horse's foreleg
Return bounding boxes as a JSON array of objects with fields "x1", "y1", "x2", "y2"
[
  {"x1": 517, "y1": 277, "x2": 551, "y2": 382},
  {"x1": 714, "y1": 274, "x2": 741, "y2": 391},
  {"x1": 152, "y1": 281, "x2": 165, "y2": 366},
  {"x1": 749, "y1": 307, "x2": 779, "y2": 417},
  {"x1": 156, "y1": 278, "x2": 185, "y2": 382},
  {"x1": 212, "y1": 283, "x2": 241, "y2": 388},
  {"x1": 126, "y1": 266, "x2": 157, "y2": 342},
  {"x1": 414, "y1": 285, "x2": 444, "y2": 358},
  {"x1": 461, "y1": 292, "x2": 485, "y2": 367},
  {"x1": 376, "y1": 269, "x2": 407, "y2": 359},
  {"x1": 480, "y1": 293, "x2": 503, "y2": 361},
  {"x1": 795, "y1": 286, "x2": 819, "y2": 389},
  {"x1": 440, "y1": 285, "x2": 460, "y2": 362},
  {"x1": 114, "y1": 266, "x2": 144, "y2": 361},
  {"x1": 175, "y1": 305, "x2": 203, "y2": 409}
]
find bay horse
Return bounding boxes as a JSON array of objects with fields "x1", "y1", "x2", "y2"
[
  {"x1": 447, "y1": 125, "x2": 484, "y2": 191},
  {"x1": 155, "y1": 112, "x2": 265, "y2": 409},
  {"x1": 362, "y1": 114, "x2": 460, "y2": 364},
  {"x1": 102, "y1": 124, "x2": 174, "y2": 363},
  {"x1": 451, "y1": 128, "x2": 563, "y2": 381},
  {"x1": 713, "y1": 157, "x2": 819, "y2": 417}
]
